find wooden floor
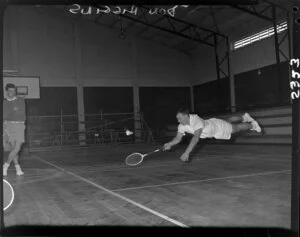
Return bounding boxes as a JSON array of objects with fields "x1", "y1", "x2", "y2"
[{"x1": 3, "y1": 143, "x2": 291, "y2": 230}]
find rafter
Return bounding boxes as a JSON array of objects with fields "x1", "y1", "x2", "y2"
[
  {"x1": 231, "y1": 0, "x2": 288, "y2": 22},
  {"x1": 103, "y1": 8, "x2": 216, "y2": 47},
  {"x1": 135, "y1": 15, "x2": 165, "y2": 36},
  {"x1": 231, "y1": 5, "x2": 272, "y2": 21},
  {"x1": 93, "y1": 13, "x2": 103, "y2": 23},
  {"x1": 209, "y1": 6, "x2": 220, "y2": 33}
]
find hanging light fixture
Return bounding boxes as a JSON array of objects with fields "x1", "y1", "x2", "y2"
[
  {"x1": 118, "y1": 16, "x2": 126, "y2": 39},
  {"x1": 257, "y1": 68, "x2": 261, "y2": 75}
]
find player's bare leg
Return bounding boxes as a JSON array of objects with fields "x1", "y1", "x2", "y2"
[
  {"x1": 232, "y1": 122, "x2": 262, "y2": 134},
  {"x1": 3, "y1": 140, "x2": 24, "y2": 176},
  {"x1": 228, "y1": 113, "x2": 262, "y2": 133},
  {"x1": 226, "y1": 116, "x2": 243, "y2": 123}
]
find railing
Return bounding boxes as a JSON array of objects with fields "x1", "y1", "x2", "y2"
[
  {"x1": 25, "y1": 112, "x2": 157, "y2": 151},
  {"x1": 26, "y1": 112, "x2": 137, "y2": 135},
  {"x1": 27, "y1": 129, "x2": 156, "y2": 151}
]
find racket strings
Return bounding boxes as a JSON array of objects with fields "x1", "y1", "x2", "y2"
[{"x1": 125, "y1": 153, "x2": 143, "y2": 166}]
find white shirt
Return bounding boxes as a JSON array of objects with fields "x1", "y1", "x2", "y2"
[{"x1": 177, "y1": 114, "x2": 216, "y2": 139}]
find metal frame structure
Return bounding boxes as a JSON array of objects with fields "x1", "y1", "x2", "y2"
[
  {"x1": 232, "y1": 0, "x2": 291, "y2": 104},
  {"x1": 87, "y1": 2, "x2": 291, "y2": 112},
  {"x1": 90, "y1": 4, "x2": 232, "y2": 112}
]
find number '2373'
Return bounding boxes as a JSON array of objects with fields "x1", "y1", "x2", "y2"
[{"x1": 290, "y1": 58, "x2": 300, "y2": 100}]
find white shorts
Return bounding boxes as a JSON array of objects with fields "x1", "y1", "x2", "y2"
[
  {"x1": 201, "y1": 118, "x2": 233, "y2": 140},
  {"x1": 4, "y1": 121, "x2": 26, "y2": 143}
]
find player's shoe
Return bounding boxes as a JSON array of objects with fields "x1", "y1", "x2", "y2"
[
  {"x1": 15, "y1": 164, "x2": 24, "y2": 176},
  {"x1": 250, "y1": 120, "x2": 262, "y2": 133},
  {"x1": 243, "y1": 112, "x2": 254, "y2": 123}
]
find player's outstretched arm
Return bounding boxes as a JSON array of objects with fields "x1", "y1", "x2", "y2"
[
  {"x1": 180, "y1": 128, "x2": 202, "y2": 162},
  {"x1": 163, "y1": 132, "x2": 184, "y2": 150}
]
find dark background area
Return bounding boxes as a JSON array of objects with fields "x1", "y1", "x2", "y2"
[
  {"x1": 194, "y1": 60, "x2": 290, "y2": 116},
  {"x1": 83, "y1": 87, "x2": 134, "y2": 114},
  {"x1": 24, "y1": 60, "x2": 291, "y2": 132},
  {"x1": 26, "y1": 87, "x2": 78, "y2": 116},
  {"x1": 139, "y1": 87, "x2": 191, "y2": 130}
]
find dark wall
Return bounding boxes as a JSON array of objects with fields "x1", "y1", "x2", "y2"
[
  {"x1": 26, "y1": 87, "x2": 78, "y2": 116},
  {"x1": 194, "y1": 78, "x2": 231, "y2": 115},
  {"x1": 234, "y1": 61, "x2": 290, "y2": 110},
  {"x1": 83, "y1": 87, "x2": 133, "y2": 114},
  {"x1": 194, "y1": 61, "x2": 290, "y2": 115},
  {"x1": 83, "y1": 87, "x2": 134, "y2": 130},
  {"x1": 139, "y1": 87, "x2": 191, "y2": 130},
  {"x1": 25, "y1": 87, "x2": 78, "y2": 134},
  {"x1": 27, "y1": 87, "x2": 135, "y2": 116}
]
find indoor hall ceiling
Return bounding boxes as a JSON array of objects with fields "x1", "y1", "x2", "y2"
[{"x1": 35, "y1": 0, "x2": 294, "y2": 55}]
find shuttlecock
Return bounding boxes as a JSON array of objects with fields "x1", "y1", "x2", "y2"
[{"x1": 125, "y1": 129, "x2": 133, "y2": 136}]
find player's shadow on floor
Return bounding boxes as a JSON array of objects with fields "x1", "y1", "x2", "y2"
[{"x1": 181, "y1": 134, "x2": 238, "y2": 162}]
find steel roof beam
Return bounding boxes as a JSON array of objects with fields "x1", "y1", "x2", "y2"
[
  {"x1": 231, "y1": 0, "x2": 289, "y2": 22},
  {"x1": 231, "y1": 5, "x2": 272, "y2": 21},
  {"x1": 89, "y1": 4, "x2": 220, "y2": 47}
]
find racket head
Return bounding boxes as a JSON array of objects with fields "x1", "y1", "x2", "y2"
[
  {"x1": 125, "y1": 152, "x2": 144, "y2": 166},
  {"x1": 3, "y1": 179, "x2": 14, "y2": 211}
]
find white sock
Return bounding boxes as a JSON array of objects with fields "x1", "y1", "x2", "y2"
[
  {"x1": 3, "y1": 162, "x2": 10, "y2": 168},
  {"x1": 242, "y1": 114, "x2": 247, "y2": 123},
  {"x1": 3, "y1": 163, "x2": 10, "y2": 176}
]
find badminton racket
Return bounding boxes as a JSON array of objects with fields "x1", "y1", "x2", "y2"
[
  {"x1": 125, "y1": 147, "x2": 164, "y2": 166},
  {"x1": 3, "y1": 179, "x2": 14, "y2": 211}
]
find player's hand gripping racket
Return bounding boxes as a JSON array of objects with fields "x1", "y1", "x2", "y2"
[{"x1": 125, "y1": 147, "x2": 164, "y2": 166}]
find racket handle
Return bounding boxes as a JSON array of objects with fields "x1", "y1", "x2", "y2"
[
  {"x1": 147, "y1": 148, "x2": 162, "y2": 156},
  {"x1": 155, "y1": 147, "x2": 164, "y2": 152}
]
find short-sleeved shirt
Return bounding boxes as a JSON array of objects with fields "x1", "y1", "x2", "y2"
[
  {"x1": 177, "y1": 114, "x2": 233, "y2": 140},
  {"x1": 3, "y1": 97, "x2": 26, "y2": 122},
  {"x1": 178, "y1": 114, "x2": 204, "y2": 135}
]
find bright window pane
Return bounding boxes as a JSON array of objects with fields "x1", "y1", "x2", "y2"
[{"x1": 232, "y1": 21, "x2": 287, "y2": 50}]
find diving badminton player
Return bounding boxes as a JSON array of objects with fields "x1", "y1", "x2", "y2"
[{"x1": 163, "y1": 108, "x2": 262, "y2": 162}]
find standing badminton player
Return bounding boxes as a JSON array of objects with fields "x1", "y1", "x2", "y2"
[
  {"x1": 163, "y1": 108, "x2": 262, "y2": 162},
  {"x1": 3, "y1": 83, "x2": 26, "y2": 176}
]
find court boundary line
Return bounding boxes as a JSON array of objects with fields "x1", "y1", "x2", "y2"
[
  {"x1": 32, "y1": 154, "x2": 189, "y2": 228},
  {"x1": 34, "y1": 149, "x2": 290, "y2": 173},
  {"x1": 112, "y1": 169, "x2": 291, "y2": 192},
  {"x1": 66, "y1": 159, "x2": 200, "y2": 172},
  {"x1": 11, "y1": 173, "x2": 63, "y2": 186},
  {"x1": 31, "y1": 154, "x2": 209, "y2": 173}
]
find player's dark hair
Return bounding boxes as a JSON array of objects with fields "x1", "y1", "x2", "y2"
[
  {"x1": 177, "y1": 108, "x2": 190, "y2": 115},
  {"x1": 5, "y1": 83, "x2": 16, "y2": 91}
]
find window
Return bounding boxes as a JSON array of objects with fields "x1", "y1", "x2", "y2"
[{"x1": 232, "y1": 21, "x2": 287, "y2": 50}]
